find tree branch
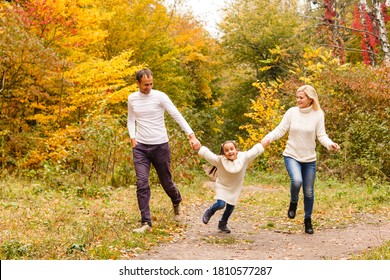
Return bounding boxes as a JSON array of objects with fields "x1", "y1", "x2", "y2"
[
  {"x1": 320, "y1": 43, "x2": 378, "y2": 56},
  {"x1": 315, "y1": 22, "x2": 380, "y2": 38},
  {"x1": 0, "y1": 72, "x2": 5, "y2": 94}
]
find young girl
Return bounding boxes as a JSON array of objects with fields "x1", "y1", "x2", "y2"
[{"x1": 197, "y1": 140, "x2": 266, "y2": 233}]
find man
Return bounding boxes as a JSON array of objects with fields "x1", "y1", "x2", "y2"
[{"x1": 128, "y1": 68, "x2": 200, "y2": 233}]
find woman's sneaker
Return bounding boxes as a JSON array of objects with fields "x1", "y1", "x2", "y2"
[
  {"x1": 288, "y1": 202, "x2": 298, "y2": 219},
  {"x1": 304, "y1": 217, "x2": 314, "y2": 234}
]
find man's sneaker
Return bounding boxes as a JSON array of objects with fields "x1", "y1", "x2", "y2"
[
  {"x1": 132, "y1": 222, "x2": 152, "y2": 233},
  {"x1": 218, "y1": 221, "x2": 231, "y2": 233},
  {"x1": 173, "y1": 203, "x2": 180, "y2": 215},
  {"x1": 202, "y1": 208, "x2": 213, "y2": 224},
  {"x1": 173, "y1": 203, "x2": 181, "y2": 222}
]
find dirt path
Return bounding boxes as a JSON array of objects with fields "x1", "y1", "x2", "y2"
[{"x1": 134, "y1": 184, "x2": 390, "y2": 260}]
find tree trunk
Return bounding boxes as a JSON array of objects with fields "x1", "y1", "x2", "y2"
[
  {"x1": 358, "y1": 0, "x2": 376, "y2": 66},
  {"x1": 373, "y1": 0, "x2": 390, "y2": 65}
]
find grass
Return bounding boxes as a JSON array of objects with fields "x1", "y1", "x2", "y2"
[
  {"x1": 240, "y1": 169, "x2": 390, "y2": 232},
  {"x1": 350, "y1": 240, "x2": 390, "y2": 260},
  {"x1": 0, "y1": 177, "x2": 189, "y2": 259},
  {"x1": 0, "y1": 168, "x2": 389, "y2": 259},
  {"x1": 201, "y1": 235, "x2": 254, "y2": 245}
]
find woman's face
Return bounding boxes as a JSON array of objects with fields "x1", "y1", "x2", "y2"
[
  {"x1": 296, "y1": 91, "x2": 312, "y2": 109},
  {"x1": 223, "y1": 142, "x2": 238, "y2": 161}
]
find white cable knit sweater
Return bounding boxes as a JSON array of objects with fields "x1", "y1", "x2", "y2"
[
  {"x1": 265, "y1": 106, "x2": 335, "y2": 162},
  {"x1": 127, "y1": 89, "x2": 194, "y2": 144},
  {"x1": 198, "y1": 143, "x2": 264, "y2": 205}
]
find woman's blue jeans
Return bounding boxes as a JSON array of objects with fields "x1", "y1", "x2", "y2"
[
  {"x1": 284, "y1": 156, "x2": 316, "y2": 219},
  {"x1": 209, "y1": 199, "x2": 235, "y2": 223}
]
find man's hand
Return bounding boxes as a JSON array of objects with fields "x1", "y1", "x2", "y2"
[
  {"x1": 188, "y1": 133, "x2": 201, "y2": 150},
  {"x1": 130, "y1": 138, "x2": 138, "y2": 148}
]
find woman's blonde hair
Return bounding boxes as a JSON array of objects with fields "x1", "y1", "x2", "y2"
[{"x1": 297, "y1": 85, "x2": 321, "y2": 111}]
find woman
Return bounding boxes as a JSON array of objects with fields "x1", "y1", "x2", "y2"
[{"x1": 261, "y1": 85, "x2": 340, "y2": 234}]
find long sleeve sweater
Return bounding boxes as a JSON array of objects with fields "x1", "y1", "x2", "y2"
[
  {"x1": 127, "y1": 89, "x2": 194, "y2": 145},
  {"x1": 198, "y1": 143, "x2": 264, "y2": 205},
  {"x1": 264, "y1": 106, "x2": 335, "y2": 162}
]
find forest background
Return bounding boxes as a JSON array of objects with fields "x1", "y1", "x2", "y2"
[{"x1": 0, "y1": 0, "x2": 389, "y2": 259}]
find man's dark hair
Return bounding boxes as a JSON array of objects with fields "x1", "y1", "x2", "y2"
[{"x1": 136, "y1": 68, "x2": 153, "y2": 82}]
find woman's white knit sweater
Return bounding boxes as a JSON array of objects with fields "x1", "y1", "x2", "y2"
[
  {"x1": 265, "y1": 106, "x2": 335, "y2": 162},
  {"x1": 198, "y1": 143, "x2": 264, "y2": 205}
]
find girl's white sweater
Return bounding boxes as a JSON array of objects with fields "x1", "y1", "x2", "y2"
[{"x1": 198, "y1": 143, "x2": 264, "y2": 205}]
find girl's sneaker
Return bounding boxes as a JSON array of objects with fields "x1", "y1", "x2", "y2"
[{"x1": 202, "y1": 208, "x2": 213, "y2": 224}]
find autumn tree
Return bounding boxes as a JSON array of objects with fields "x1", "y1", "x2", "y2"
[
  {"x1": 215, "y1": 0, "x2": 302, "y2": 145},
  {"x1": 0, "y1": 2, "x2": 63, "y2": 169},
  {"x1": 220, "y1": 0, "x2": 301, "y2": 81},
  {"x1": 239, "y1": 81, "x2": 286, "y2": 168},
  {"x1": 1, "y1": 0, "x2": 222, "y2": 184},
  {"x1": 304, "y1": 0, "x2": 390, "y2": 65}
]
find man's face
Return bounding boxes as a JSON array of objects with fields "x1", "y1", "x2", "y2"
[{"x1": 137, "y1": 75, "x2": 153, "y2": 94}]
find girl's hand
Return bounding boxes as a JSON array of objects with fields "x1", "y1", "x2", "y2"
[{"x1": 261, "y1": 137, "x2": 271, "y2": 147}]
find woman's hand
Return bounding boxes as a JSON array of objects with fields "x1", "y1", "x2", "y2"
[
  {"x1": 261, "y1": 137, "x2": 271, "y2": 147},
  {"x1": 331, "y1": 142, "x2": 340, "y2": 152}
]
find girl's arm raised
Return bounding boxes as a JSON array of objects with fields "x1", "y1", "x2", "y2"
[{"x1": 198, "y1": 146, "x2": 220, "y2": 166}]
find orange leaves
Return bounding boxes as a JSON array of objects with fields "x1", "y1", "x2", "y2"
[
  {"x1": 1, "y1": 0, "x2": 221, "y2": 177},
  {"x1": 14, "y1": 0, "x2": 78, "y2": 48}
]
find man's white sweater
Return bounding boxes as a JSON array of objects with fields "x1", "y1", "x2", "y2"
[
  {"x1": 127, "y1": 89, "x2": 193, "y2": 144},
  {"x1": 265, "y1": 106, "x2": 335, "y2": 162}
]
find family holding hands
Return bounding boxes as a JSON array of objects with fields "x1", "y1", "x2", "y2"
[{"x1": 127, "y1": 68, "x2": 340, "y2": 234}]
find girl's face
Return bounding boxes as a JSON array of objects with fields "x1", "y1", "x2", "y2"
[
  {"x1": 223, "y1": 142, "x2": 238, "y2": 161},
  {"x1": 296, "y1": 91, "x2": 312, "y2": 109}
]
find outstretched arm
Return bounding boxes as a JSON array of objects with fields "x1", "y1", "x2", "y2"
[
  {"x1": 189, "y1": 133, "x2": 201, "y2": 150},
  {"x1": 261, "y1": 108, "x2": 291, "y2": 145}
]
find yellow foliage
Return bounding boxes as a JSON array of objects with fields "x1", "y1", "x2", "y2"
[
  {"x1": 106, "y1": 86, "x2": 137, "y2": 105},
  {"x1": 65, "y1": 50, "x2": 141, "y2": 115},
  {"x1": 239, "y1": 81, "x2": 286, "y2": 164},
  {"x1": 297, "y1": 47, "x2": 340, "y2": 86},
  {"x1": 27, "y1": 114, "x2": 57, "y2": 125}
]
